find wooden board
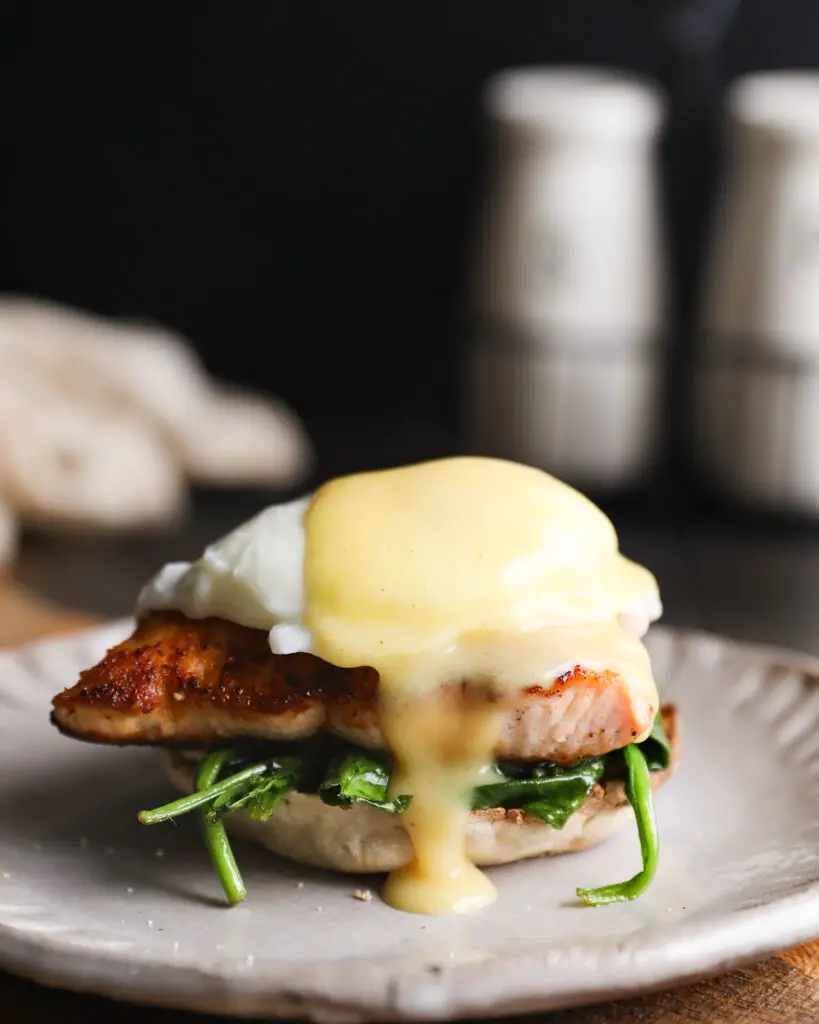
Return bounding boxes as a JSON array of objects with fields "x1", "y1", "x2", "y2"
[{"x1": 2, "y1": 580, "x2": 817, "y2": 1024}]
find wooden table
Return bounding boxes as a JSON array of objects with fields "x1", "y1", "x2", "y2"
[{"x1": 4, "y1": 486, "x2": 819, "y2": 1022}]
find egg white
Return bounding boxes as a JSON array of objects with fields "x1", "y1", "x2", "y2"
[{"x1": 137, "y1": 495, "x2": 662, "y2": 655}]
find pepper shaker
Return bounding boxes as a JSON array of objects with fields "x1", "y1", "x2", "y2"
[
  {"x1": 462, "y1": 68, "x2": 667, "y2": 490},
  {"x1": 693, "y1": 72, "x2": 819, "y2": 513}
]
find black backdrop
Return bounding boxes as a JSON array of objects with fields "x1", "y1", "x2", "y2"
[{"x1": 1, "y1": 1, "x2": 818, "y2": 432}]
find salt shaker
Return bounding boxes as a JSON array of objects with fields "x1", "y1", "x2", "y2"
[
  {"x1": 693, "y1": 72, "x2": 819, "y2": 513},
  {"x1": 462, "y1": 68, "x2": 666, "y2": 490}
]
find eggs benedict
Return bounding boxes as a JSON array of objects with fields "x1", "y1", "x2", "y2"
[{"x1": 51, "y1": 457, "x2": 678, "y2": 914}]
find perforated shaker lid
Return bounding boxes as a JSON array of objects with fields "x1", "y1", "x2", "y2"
[
  {"x1": 483, "y1": 67, "x2": 664, "y2": 139},
  {"x1": 729, "y1": 71, "x2": 819, "y2": 140}
]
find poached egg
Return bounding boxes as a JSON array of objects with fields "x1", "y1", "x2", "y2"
[{"x1": 138, "y1": 456, "x2": 662, "y2": 913}]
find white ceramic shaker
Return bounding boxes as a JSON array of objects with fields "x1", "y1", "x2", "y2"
[
  {"x1": 693, "y1": 72, "x2": 819, "y2": 513},
  {"x1": 462, "y1": 68, "x2": 666, "y2": 490}
]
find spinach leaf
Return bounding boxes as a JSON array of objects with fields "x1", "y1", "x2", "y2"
[
  {"x1": 138, "y1": 752, "x2": 308, "y2": 905},
  {"x1": 208, "y1": 755, "x2": 305, "y2": 824},
  {"x1": 138, "y1": 753, "x2": 305, "y2": 827},
  {"x1": 472, "y1": 758, "x2": 605, "y2": 830},
  {"x1": 318, "y1": 749, "x2": 411, "y2": 813},
  {"x1": 577, "y1": 743, "x2": 659, "y2": 904},
  {"x1": 638, "y1": 710, "x2": 671, "y2": 771}
]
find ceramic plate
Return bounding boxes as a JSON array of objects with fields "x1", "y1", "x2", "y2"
[{"x1": 1, "y1": 622, "x2": 819, "y2": 1021}]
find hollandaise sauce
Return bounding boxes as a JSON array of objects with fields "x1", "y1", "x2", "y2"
[
  {"x1": 301, "y1": 458, "x2": 659, "y2": 914},
  {"x1": 138, "y1": 456, "x2": 663, "y2": 915}
]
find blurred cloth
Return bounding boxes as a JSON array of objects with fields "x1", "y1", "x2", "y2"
[{"x1": 0, "y1": 297, "x2": 313, "y2": 563}]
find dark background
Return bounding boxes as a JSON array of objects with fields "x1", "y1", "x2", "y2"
[{"x1": 2, "y1": 1, "x2": 817, "y2": 437}]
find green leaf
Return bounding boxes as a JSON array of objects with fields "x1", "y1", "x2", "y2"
[
  {"x1": 318, "y1": 749, "x2": 410, "y2": 813},
  {"x1": 206, "y1": 755, "x2": 304, "y2": 824},
  {"x1": 472, "y1": 758, "x2": 606, "y2": 830},
  {"x1": 137, "y1": 759, "x2": 273, "y2": 824},
  {"x1": 576, "y1": 743, "x2": 659, "y2": 905},
  {"x1": 638, "y1": 710, "x2": 672, "y2": 771}
]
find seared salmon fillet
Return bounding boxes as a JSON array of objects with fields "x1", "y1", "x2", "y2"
[{"x1": 51, "y1": 612, "x2": 656, "y2": 763}]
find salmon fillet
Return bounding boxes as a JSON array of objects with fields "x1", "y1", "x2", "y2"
[{"x1": 51, "y1": 612, "x2": 656, "y2": 763}]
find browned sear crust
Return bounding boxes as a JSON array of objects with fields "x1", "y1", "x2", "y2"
[
  {"x1": 52, "y1": 612, "x2": 658, "y2": 763},
  {"x1": 52, "y1": 612, "x2": 377, "y2": 746}
]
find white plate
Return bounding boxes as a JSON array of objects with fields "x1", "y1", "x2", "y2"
[{"x1": 1, "y1": 621, "x2": 819, "y2": 1021}]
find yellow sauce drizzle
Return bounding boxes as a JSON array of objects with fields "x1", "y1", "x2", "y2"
[
  {"x1": 303, "y1": 457, "x2": 659, "y2": 915},
  {"x1": 381, "y1": 684, "x2": 504, "y2": 914}
]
